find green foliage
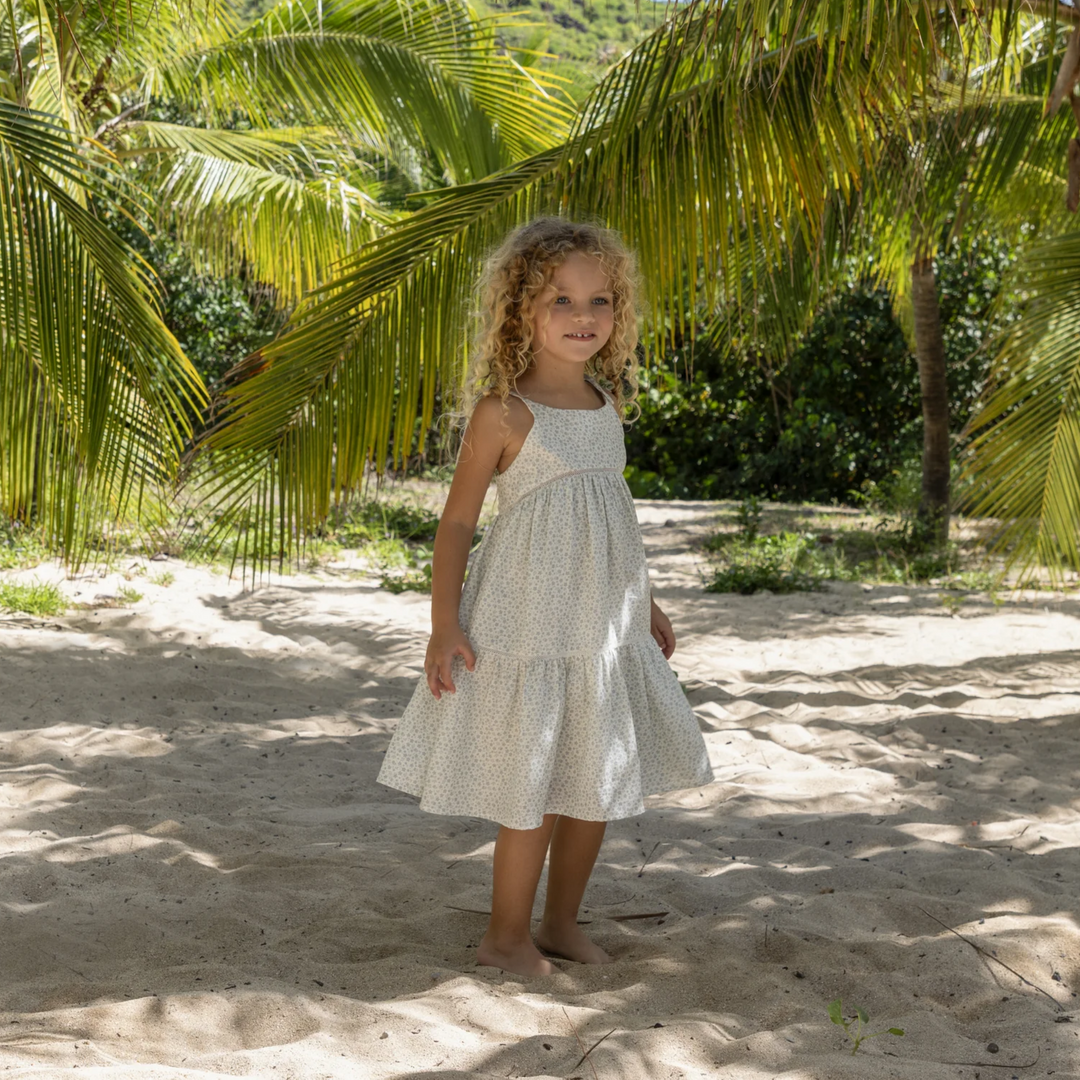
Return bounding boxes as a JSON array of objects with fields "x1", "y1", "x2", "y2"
[
  {"x1": 144, "y1": 243, "x2": 284, "y2": 391},
  {"x1": 0, "y1": 519, "x2": 49, "y2": 571},
  {"x1": 150, "y1": 570, "x2": 176, "y2": 587},
  {"x1": 828, "y1": 998, "x2": 904, "y2": 1056},
  {"x1": 109, "y1": 211, "x2": 285, "y2": 391},
  {"x1": 703, "y1": 516, "x2": 993, "y2": 595},
  {"x1": 117, "y1": 586, "x2": 144, "y2": 605},
  {"x1": 624, "y1": 234, "x2": 1016, "y2": 506},
  {"x1": 705, "y1": 533, "x2": 826, "y2": 595},
  {"x1": 0, "y1": 579, "x2": 68, "y2": 617},
  {"x1": 327, "y1": 499, "x2": 441, "y2": 546},
  {"x1": 735, "y1": 495, "x2": 763, "y2": 541},
  {"x1": 474, "y1": 0, "x2": 659, "y2": 96}
]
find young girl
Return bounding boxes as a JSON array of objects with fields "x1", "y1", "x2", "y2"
[{"x1": 377, "y1": 217, "x2": 714, "y2": 978}]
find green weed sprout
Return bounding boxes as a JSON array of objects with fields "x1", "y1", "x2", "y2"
[{"x1": 828, "y1": 998, "x2": 904, "y2": 1055}]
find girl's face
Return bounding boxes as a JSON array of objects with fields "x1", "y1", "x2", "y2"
[{"x1": 528, "y1": 252, "x2": 614, "y2": 370}]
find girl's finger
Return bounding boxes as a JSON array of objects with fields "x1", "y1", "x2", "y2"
[
  {"x1": 439, "y1": 660, "x2": 457, "y2": 694},
  {"x1": 426, "y1": 668, "x2": 441, "y2": 699}
]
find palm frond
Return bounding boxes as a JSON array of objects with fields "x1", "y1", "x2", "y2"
[
  {"x1": 121, "y1": 121, "x2": 392, "y2": 302},
  {"x1": 962, "y1": 229, "x2": 1080, "y2": 574},
  {"x1": 0, "y1": 101, "x2": 206, "y2": 561},
  {"x1": 152, "y1": 0, "x2": 574, "y2": 183},
  {"x1": 193, "y1": 0, "x2": 925, "y2": 570}
]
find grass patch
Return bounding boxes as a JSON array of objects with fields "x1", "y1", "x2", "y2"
[
  {"x1": 703, "y1": 507, "x2": 1003, "y2": 595},
  {"x1": 0, "y1": 579, "x2": 67, "y2": 617},
  {"x1": 117, "y1": 585, "x2": 144, "y2": 605},
  {"x1": 0, "y1": 521, "x2": 49, "y2": 571},
  {"x1": 328, "y1": 499, "x2": 440, "y2": 546},
  {"x1": 705, "y1": 533, "x2": 828, "y2": 595},
  {"x1": 150, "y1": 570, "x2": 175, "y2": 587}
]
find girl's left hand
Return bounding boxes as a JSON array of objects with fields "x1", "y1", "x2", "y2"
[{"x1": 650, "y1": 598, "x2": 676, "y2": 660}]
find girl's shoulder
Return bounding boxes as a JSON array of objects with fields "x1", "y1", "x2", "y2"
[{"x1": 471, "y1": 387, "x2": 532, "y2": 431}]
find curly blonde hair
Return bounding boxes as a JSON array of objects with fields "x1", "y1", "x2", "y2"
[{"x1": 442, "y1": 217, "x2": 643, "y2": 446}]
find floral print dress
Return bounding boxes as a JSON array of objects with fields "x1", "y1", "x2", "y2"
[{"x1": 377, "y1": 374, "x2": 714, "y2": 830}]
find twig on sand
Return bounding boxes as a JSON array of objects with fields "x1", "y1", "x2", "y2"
[
  {"x1": 938, "y1": 1048, "x2": 1040, "y2": 1068},
  {"x1": 918, "y1": 907, "x2": 1064, "y2": 1010},
  {"x1": 572, "y1": 1027, "x2": 617, "y2": 1071},
  {"x1": 562, "y1": 1006, "x2": 610, "y2": 1079},
  {"x1": 609, "y1": 911, "x2": 668, "y2": 922},
  {"x1": 637, "y1": 842, "x2": 663, "y2": 877}
]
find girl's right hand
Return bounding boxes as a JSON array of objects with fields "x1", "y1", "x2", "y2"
[{"x1": 424, "y1": 627, "x2": 477, "y2": 699}]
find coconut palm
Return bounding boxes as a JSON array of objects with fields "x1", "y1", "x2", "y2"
[
  {"x1": 0, "y1": 0, "x2": 571, "y2": 560},
  {"x1": 198, "y1": 0, "x2": 1080, "y2": 569}
]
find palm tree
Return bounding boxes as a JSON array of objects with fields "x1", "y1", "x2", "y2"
[
  {"x1": 198, "y1": 0, "x2": 1080, "y2": 569},
  {"x1": 0, "y1": 0, "x2": 571, "y2": 561}
]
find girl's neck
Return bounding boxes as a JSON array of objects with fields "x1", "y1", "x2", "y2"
[{"x1": 515, "y1": 368, "x2": 594, "y2": 399}]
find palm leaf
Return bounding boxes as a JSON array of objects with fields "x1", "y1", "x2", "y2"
[
  {"x1": 962, "y1": 230, "x2": 1080, "y2": 574},
  {"x1": 122, "y1": 121, "x2": 393, "y2": 302},
  {"x1": 0, "y1": 101, "x2": 206, "y2": 561},
  {"x1": 193, "y1": 0, "x2": 922, "y2": 570},
  {"x1": 152, "y1": 0, "x2": 574, "y2": 184}
]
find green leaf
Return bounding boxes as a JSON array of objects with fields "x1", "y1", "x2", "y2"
[
  {"x1": 827, "y1": 999, "x2": 843, "y2": 1025},
  {"x1": 0, "y1": 101, "x2": 206, "y2": 564}
]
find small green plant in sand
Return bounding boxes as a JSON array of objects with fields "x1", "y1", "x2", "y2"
[
  {"x1": 0, "y1": 579, "x2": 68, "y2": 617},
  {"x1": 117, "y1": 585, "x2": 144, "y2": 605},
  {"x1": 376, "y1": 542, "x2": 435, "y2": 594},
  {"x1": 150, "y1": 570, "x2": 175, "y2": 587},
  {"x1": 735, "y1": 495, "x2": 763, "y2": 541},
  {"x1": 939, "y1": 592, "x2": 963, "y2": 616},
  {"x1": 828, "y1": 997, "x2": 904, "y2": 1055},
  {"x1": 706, "y1": 533, "x2": 827, "y2": 595}
]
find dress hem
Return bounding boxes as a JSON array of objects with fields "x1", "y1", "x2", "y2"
[{"x1": 376, "y1": 770, "x2": 716, "y2": 832}]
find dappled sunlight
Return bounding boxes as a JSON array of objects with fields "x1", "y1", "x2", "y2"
[{"x1": 2, "y1": 545, "x2": 1079, "y2": 1077}]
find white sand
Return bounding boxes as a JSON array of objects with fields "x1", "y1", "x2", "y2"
[{"x1": 1, "y1": 495, "x2": 1078, "y2": 1079}]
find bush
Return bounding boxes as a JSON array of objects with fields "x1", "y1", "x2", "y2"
[{"x1": 624, "y1": 232, "x2": 1014, "y2": 505}]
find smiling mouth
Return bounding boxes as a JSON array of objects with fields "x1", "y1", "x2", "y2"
[{"x1": 565, "y1": 332, "x2": 595, "y2": 340}]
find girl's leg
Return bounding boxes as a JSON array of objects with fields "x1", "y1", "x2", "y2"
[
  {"x1": 536, "y1": 816, "x2": 612, "y2": 964},
  {"x1": 477, "y1": 814, "x2": 558, "y2": 976}
]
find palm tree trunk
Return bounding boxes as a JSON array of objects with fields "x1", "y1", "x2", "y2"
[{"x1": 911, "y1": 254, "x2": 950, "y2": 545}]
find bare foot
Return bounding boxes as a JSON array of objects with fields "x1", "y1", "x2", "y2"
[
  {"x1": 535, "y1": 921, "x2": 613, "y2": 964},
  {"x1": 477, "y1": 934, "x2": 557, "y2": 977}
]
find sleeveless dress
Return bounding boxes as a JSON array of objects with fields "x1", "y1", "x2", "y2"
[{"x1": 376, "y1": 374, "x2": 714, "y2": 830}]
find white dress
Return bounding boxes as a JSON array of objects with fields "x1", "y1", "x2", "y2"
[{"x1": 376, "y1": 374, "x2": 714, "y2": 830}]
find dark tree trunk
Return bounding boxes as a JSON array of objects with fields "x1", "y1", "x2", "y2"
[{"x1": 911, "y1": 254, "x2": 950, "y2": 545}]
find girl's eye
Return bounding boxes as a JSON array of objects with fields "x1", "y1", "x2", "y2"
[{"x1": 593, "y1": 297, "x2": 610, "y2": 305}]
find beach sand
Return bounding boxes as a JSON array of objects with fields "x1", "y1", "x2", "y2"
[{"x1": 1, "y1": 494, "x2": 1078, "y2": 1079}]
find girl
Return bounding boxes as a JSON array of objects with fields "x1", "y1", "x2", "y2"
[{"x1": 377, "y1": 217, "x2": 714, "y2": 978}]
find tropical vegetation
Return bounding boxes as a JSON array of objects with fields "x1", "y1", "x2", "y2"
[{"x1": 4, "y1": 0, "x2": 1080, "y2": 581}]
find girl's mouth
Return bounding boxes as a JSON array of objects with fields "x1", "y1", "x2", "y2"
[{"x1": 565, "y1": 332, "x2": 595, "y2": 340}]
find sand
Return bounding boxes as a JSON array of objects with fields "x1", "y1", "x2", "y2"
[{"x1": 1, "y1": 493, "x2": 1078, "y2": 1079}]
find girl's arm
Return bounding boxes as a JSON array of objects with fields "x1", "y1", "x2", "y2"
[{"x1": 423, "y1": 395, "x2": 512, "y2": 697}]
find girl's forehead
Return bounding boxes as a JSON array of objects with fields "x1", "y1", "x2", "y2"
[{"x1": 543, "y1": 252, "x2": 612, "y2": 291}]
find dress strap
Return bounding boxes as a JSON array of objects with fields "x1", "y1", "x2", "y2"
[
  {"x1": 584, "y1": 375, "x2": 614, "y2": 406},
  {"x1": 506, "y1": 387, "x2": 536, "y2": 413}
]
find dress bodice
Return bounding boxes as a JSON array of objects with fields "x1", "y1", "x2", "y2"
[{"x1": 493, "y1": 375, "x2": 627, "y2": 514}]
